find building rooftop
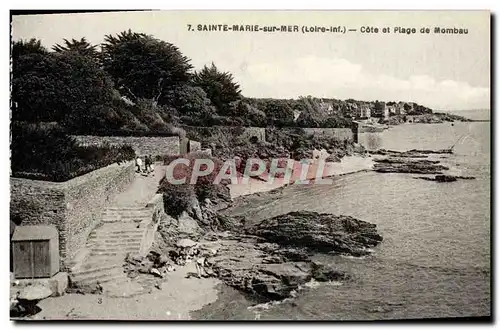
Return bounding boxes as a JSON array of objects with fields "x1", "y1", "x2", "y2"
[{"x1": 12, "y1": 225, "x2": 58, "y2": 241}]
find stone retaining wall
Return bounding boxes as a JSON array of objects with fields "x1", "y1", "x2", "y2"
[
  {"x1": 10, "y1": 162, "x2": 136, "y2": 270},
  {"x1": 72, "y1": 135, "x2": 181, "y2": 156},
  {"x1": 183, "y1": 126, "x2": 267, "y2": 145},
  {"x1": 302, "y1": 128, "x2": 354, "y2": 140}
]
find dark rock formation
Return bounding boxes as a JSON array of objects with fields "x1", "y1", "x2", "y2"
[
  {"x1": 374, "y1": 158, "x2": 441, "y2": 164},
  {"x1": 311, "y1": 261, "x2": 350, "y2": 282},
  {"x1": 382, "y1": 113, "x2": 472, "y2": 126},
  {"x1": 246, "y1": 211, "x2": 383, "y2": 257},
  {"x1": 373, "y1": 157, "x2": 449, "y2": 174},
  {"x1": 407, "y1": 148, "x2": 453, "y2": 154},
  {"x1": 417, "y1": 174, "x2": 475, "y2": 182},
  {"x1": 208, "y1": 237, "x2": 350, "y2": 302},
  {"x1": 371, "y1": 148, "x2": 452, "y2": 158}
]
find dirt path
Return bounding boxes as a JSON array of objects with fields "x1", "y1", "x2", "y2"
[
  {"x1": 31, "y1": 262, "x2": 221, "y2": 320},
  {"x1": 111, "y1": 162, "x2": 167, "y2": 207}
]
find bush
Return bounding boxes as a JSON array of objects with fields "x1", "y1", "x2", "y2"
[
  {"x1": 244, "y1": 98, "x2": 296, "y2": 127},
  {"x1": 157, "y1": 153, "x2": 231, "y2": 218},
  {"x1": 158, "y1": 182, "x2": 196, "y2": 218},
  {"x1": 164, "y1": 85, "x2": 216, "y2": 118},
  {"x1": 11, "y1": 122, "x2": 136, "y2": 182}
]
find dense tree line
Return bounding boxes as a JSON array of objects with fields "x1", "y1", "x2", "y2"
[
  {"x1": 11, "y1": 30, "x2": 361, "y2": 135},
  {"x1": 10, "y1": 30, "x2": 437, "y2": 182},
  {"x1": 12, "y1": 31, "x2": 247, "y2": 134}
]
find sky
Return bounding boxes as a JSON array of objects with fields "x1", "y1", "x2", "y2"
[{"x1": 11, "y1": 10, "x2": 490, "y2": 111}]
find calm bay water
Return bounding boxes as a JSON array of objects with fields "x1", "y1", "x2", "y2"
[{"x1": 194, "y1": 113, "x2": 491, "y2": 320}]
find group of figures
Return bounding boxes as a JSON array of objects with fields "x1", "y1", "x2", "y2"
[
  {"x1": 135, "y1": 155, "x2": 155, "y2": 175},
  {"x1": 170, "y1": 239, "x2": 216, "y2": 279}
]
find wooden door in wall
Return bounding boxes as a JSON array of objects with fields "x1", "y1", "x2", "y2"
[
  {"x1": 13, "y1": 241, "x2": 32, "y2": 278},
  {"x1": 32, "y1": 240, "x2": 51, "y2": 278},
  {"x1": 12, "y1": 240, "x2": 51, "y2": 278}
]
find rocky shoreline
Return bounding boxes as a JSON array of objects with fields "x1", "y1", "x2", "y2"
[
  {"x1": 141, "y1": 209, "x2": 384, "y2": 304},
  {"x1": 144, "y1": 145, "x2": 478, "y2": 314},
  {"x1": 204, "y1": 211, "x2": 382, "y2": 302},
  {"x1": 71, "y1": 146, "x2": 471, "y2": 306},
  {"x1": 371, "y1": 148, "x2": 454, "y2": 174}
]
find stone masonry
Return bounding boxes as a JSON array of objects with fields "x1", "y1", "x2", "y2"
[
  {"x1": 10, "y1": 162, "x2": 136, "y2": 270},
  {"x1": 71, "y1": 136, "x2": 181, "y2": 156}
]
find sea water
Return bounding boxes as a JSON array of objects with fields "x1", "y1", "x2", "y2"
[{"x1": 193, "y1": 112, "x2": 491, "y2": 320}]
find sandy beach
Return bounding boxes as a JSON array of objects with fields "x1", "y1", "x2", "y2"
[
  {"x1": 25, "y1": 262, "x2": 221, "y2": 320},
  {"x1": 229, "y1": 155, "x2": 374, "y2": 199}
]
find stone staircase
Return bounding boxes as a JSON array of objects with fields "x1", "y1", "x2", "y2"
[
  {"x1": 69, "y1": 199, "x2": 163, "y2": 297},
  {"x1": 68, "y1": 165, "x2": 166, "y2": 297}
]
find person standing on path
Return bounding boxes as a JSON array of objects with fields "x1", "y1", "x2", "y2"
[
  {"x1": 136, "y1": 156, "x2": 143, "y2": 173},
  {"x1": 148, "y1": 155, "x2": 155, "y2": 176},
  {"x1": 145, "y1": 155, "x2": 152, "y2": 173}
]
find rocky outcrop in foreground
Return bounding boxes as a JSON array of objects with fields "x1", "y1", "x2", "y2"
[
  {"x1": 246, "y1": 211, "x2": 383, "y2": 257},
  {"x1": 208, "y1": 236, "x2": 350, "y2": 302},
  {"x1": 154, "y1": 195, "x2": 383, "y2": 303},
  {"x1": 203, "y1": 211, "x2": 383, "y2": 302}
]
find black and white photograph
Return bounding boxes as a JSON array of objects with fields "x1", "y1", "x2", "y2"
[{"x1": 8, "y1": 9, "x2": 491, "y2": 321}]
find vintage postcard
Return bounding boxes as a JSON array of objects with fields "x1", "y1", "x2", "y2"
[{"x1": 9, "y1": 10, "x2": 490, "y2": 321}]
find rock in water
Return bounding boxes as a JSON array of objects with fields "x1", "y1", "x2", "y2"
[
  {"x1": 311, "y1": 261, "x2": 350, "y2": 282},
  {"x1": 246, "y1": 211, "x2": 383, "y2": 256},
  {"x1": 434, "y1": 174, "x2": 458, "y2": 182},
  {"x1": 417, "y1": 174, "x2": 475, "y2": 182},
  {"x1": 373, "y1": 157, "x2": 449, "y2": 174}
]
